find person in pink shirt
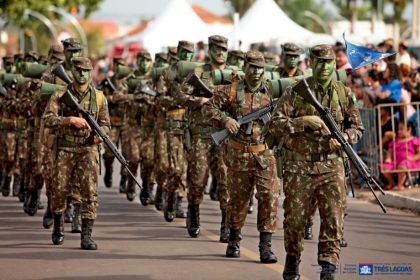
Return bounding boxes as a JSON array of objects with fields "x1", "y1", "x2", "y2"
[
  {"x1": 382, "y1": 121, "x2": 420, "y2": 190},
  {"x1": 335, "y1": 46, "x2": 352, "y2": 71}
]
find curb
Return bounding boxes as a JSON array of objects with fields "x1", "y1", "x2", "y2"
[{"x1": 379, "y1": 191, "x2": 420, "y2": 213}]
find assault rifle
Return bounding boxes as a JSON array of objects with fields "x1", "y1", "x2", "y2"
[
  {"x1": 294, "y1": 79, "x2": 386, "y2": 213},
  {"x1": 185, "y1": 73, "x2": 213, "y2": 98},
  {"x1": 211, "y1": 99, "x2": 279, "y2": 146},
  {"x1": 98, "y1": 76, "x2": 117, "y2": 92},
  {"x1": 52, "y1": 64, "x2": 143, "y2": 190},
  {"x1": 0, "y1": 82, "x2": 6, "y2": 97}
]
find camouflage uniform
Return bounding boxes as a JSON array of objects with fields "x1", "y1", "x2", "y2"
[
  {"x1": 274, "y1": 43, "x2": 305, "y2": 78},
  {"x1": 203, "y1": 51, "x2": 279, "y2": 262},
  {"x1": 268, "y1": 45, "x2": 364, "y2": 278},
  {"x1": 42, "y1": 57, "x2": 110, "y2": 249}
]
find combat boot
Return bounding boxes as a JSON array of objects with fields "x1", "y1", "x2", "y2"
[
  {"x1": 43, "y1": 196, "x2": 53, "y2": 229},
  {"x1": 176, "y1": 196, "x2": 187, "y2": 218},
  {"x1": 226, "y1": 229, "x2": 241, "y2": 258},
  {"x1": 154, "y1": 185, "x2": 163, "y2": 211},
  {"x1": 119, "y1": 175, "x2": 127, "y2": 193},
  {"x1": 259, "y1": 232, "x2": 278, "y2": 263},
  {"x1": 81, "y1": 219, "x2": 98, "y2": 250},
  {"x1": 164, "y1": 191, "x2": 176, "y2": 222},
  {"x1": 71, "y1": 204, "x2": 82, "y2": 233},
  {"x1": 52, "y1": 213, "x2": 64, "y2": 245},
  {"x1": 26, "y1": 190, "x2": 40, "y2": 216},
  {"x1": 186, "y1": 204, "x2": 200, "y2": 237},
  {"x1": 219, "y1": 210, "x2": 229, "y2": 243},
  {"x1": 126, "y1": 178, "x2": 136, "y2": 202},
  {"x1": 17, "y1": 184, "x2": 25, "y2": 202},
  {"x1": 139, "y1": 180, "x2": 150, "y2": 206},
  {"x1": 64, "y1": 198, "x2": 74, "y2": 223},
  {"x1": 283, "y1": 254, "x2": 301, "y2": 280},
  {"x1": 319, "y1": 261, "x2": 336, "y2": 280},
  {"x1": 1, "y1": 175, "x2": 11, "y2": 197},
  {"x1": 209, "y1": 177, "x2": 218, "y2": 201},
  {"x1": 12, "y1": 175, "x2": 21, "y2": 197},
  {"x1": 304, "y1": 225, "x2": 313, "y2": 240},
  {"x1": 340, "y1": 237, "x2": 348, "y2": 247},
  {"x1": 23, "y1": 191, "x2": 30, "y2": 214},
  {"x1": 104, "y1": 167, "x2": 113, "y2": 188},
  {"x1": 248, "y1": 195, "x2": 254, "y2": 214}
]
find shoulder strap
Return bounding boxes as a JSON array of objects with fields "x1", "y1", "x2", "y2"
[{"x1": 228, "y1": 80, "x2": 238, "y2": 104}]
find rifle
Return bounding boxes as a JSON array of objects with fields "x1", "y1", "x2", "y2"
[
  {"x1": 185, "y1": 73, "x2": 213, "y2": 98},
  {"x1": 294, "y1": 78, "x2": 386, "y2": 213},
  {"x1": 52, "y1": 64, "x2": 143, "y2": 190},
  {"x1": 134, "y1": 83, "x2": 156, "y2": 97},
  {"x1": 98, "y1": 77, "x2": 117, "y2": 92},
  {"x1": 211, "y1": 99, "x2": 279, "y2": 146}
]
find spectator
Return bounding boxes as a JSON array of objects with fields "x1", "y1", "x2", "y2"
[
  {"x1": 335, "y1": 46, "x2": 352, "y2": 71},
  {"x1": 397, "y1": 41, "x2": 411, "y2": 67},
  {"x1": 352, "y1": 74, "x2": 374, "y2": 108},
  {"x1": 379, "y1": 106, "x2": 398, "y2": 150},
  {"x1": 375, "y1": 63, "x2": 402, "y2": 104},
  {"x1": 382, "y1": 121, "x2": 420, "y2": 191}
]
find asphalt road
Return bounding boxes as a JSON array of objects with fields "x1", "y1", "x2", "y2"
[{"x1": 1, "y1": 171, "x2": 419, "y2": 280}]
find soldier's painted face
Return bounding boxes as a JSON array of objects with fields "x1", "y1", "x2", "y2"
[
  {"x1": 209, "y1": 45, "x2": 227, "y2": 65},
  {"x1": 137, "y1": 57, "x2": 152, "y2": 73},
  {"x1": 65, "y1": 50, "x2": 82, "y2": 66},
  {"x1": 311, "y1": 58, "x2": 335, "y2": 86},
  {"x1": 4, "y1": 62, "x2": 13, "y2": 73},
  {"x1": 72, "y1": 66, "x2": 91, "y2": 85},
  {"x1": 244, "y1": 63, "x2": 264, "y2": 87},
  {"x1": 285, "y1": 54, "x2": 299, "y2": 69},
  {"x1": 155, "y1": 57, "x2": 167, "y2": 68},
  {"x1": 178, "y1": 49, "x2": 193, "y2": 62},
  {"x1": 228, "y1": 56, "x2": 244, "y2": 69}
]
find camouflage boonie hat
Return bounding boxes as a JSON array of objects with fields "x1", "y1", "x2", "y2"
[
  {"x1": 62, "y1": 38, "x2": 83, "y2": 51},
  {"x1": 263, "y1": 52, "x2": 274, "y2": 60},
  {"x1": 245, "y1": 51, "x2": 265, "y2": 68},
  {"x1": 24, "y1": 50, "x2": 39, "y2": 62},
  {"x1": 228, "y1": 50, "x2": 244, "y2": 59},
  {"x1": 282, "y1": 43, "x2": 304, "y2": 55},
  {"x1": 71, "y1": 57, "x2": 93, "y2": 70},
  {"x1": 14, "y1": 53, "x2": 24, "y2": 61},
  {"x1": 137, "y1": 50, "x2": 152, "y2": 60},
  {"x1": 2, "y1": 55, "x2": 14, "y2": 64},
  {"x1": 310, "y1": 44, "x2": 335, "y2": 60},
  {"x1": 113, "y1": 57, "x2": 126, "y2": 66},
  {"x1": 48, "y1": 44, "x2": 65, "y2": 60},
  {"x1": 208, "y1": 35, "x2": 228, "y2": 50},
  {"x1": 155, "y1": 52, "x2": 168, "y2": 62},
  {"x1": 177, "y1": 40, "x2": 194, "y2": 53}
]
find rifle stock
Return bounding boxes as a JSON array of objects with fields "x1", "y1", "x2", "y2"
[
  {"x1": 294, "y1": 79, "x2": 386, "y2": 213},
  {"x1": 185, "y1": 73, "x2": 213, "y2": 98}
]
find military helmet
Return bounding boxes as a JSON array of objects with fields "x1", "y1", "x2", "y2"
[
  {"x1": 208, "y1": 35, "x2": 228, "y2": 51},
  {"x1": 309, "y1": 44, "x2": 336, "y2": 60},
  {"x1": 282, "y1": 43, "x2": 304, "y2": 56},
  {"x1": 177, "y1": 40, "x2": 194, "y2": 53},
  {"x1": 71, "y1": 57, "x2": 93, "y2": 70},
  {"x1": 61, "y1": 38, "x2": 83, "y2": 51},
  {"x1": 245, "y1": 51, "x2": 265, "y2": 68}
]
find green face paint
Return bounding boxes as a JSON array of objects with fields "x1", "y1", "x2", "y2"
[
  {"x1": 178, "y1": 49, "x2": 193, "y2": 62},
  {"x1": 65, "y1": 50, "x2": 82, "y2": 66},
  {"x1": 137, "y1": 57, "x2": 152, "y2": 74},
  {"x1": 5, "y1": 63, "x2": 13, "y2": 73},
  {"x1": 285, "y1": 54, "x2": 299, "y2": 69},
  {"x1": 244, "y1": 64, "x2": 264, "y2": 88},
  {"x1": 311, "y1": 57, "x2": 335, "y2": 87},
  {"x1": 72, "y1": 66, "x2": 91, "y2": 85},
  {"x1": 209, "y1": 45, "x2": 227, "y2": 65}
]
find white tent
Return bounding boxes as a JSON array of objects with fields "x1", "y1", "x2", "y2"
[
  {"x1": 125, "y1": 0, "x2": 209, "y2": 55},
  {"x1": 230, "y1": 0, "x2": 334, "y2": 49}
]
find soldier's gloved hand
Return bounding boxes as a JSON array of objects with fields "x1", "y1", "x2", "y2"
[
  {"x1": 69, "y1": 116, "x2": 91, "y2": 131},
  {"x1": 301, "y1": 116, "x2": 330, "y2": 135},
  {"x1": 329, "y1": 138, "x2": 341, "y2": 151},
  {"x1": 225, "y1": 117, "x2": 240, "y2": 134}
]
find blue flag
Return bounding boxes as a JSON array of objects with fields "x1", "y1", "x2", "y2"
[{"x1": 343, "y1": 33, "x2": 396, "y2": 70}]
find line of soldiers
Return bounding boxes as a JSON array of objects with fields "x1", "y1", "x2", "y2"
[{"x1": 0, "y1": 34, "x2": 364, "y2": 280}]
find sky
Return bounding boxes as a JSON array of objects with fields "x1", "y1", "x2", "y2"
[{"x1": 91, "y1": 0, "x2": 231, "y2": 25}]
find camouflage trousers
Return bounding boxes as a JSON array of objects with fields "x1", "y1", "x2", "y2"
[
  {"x1": 226, "y1": 149, "x2": 279, "y2": 232},
  {"x1": 153, "y1": 128, "x2": 168, "y2": 188},
  {"x1": 164, "y1": 130, "x2": 187, "y2": 196},
  {"x1": 51, "y1": 148, "x2": 99, "y2": 220},
  {"x1": 215, "y1": 144, "x2": 228, "y2": 211},
  {"x1": 103, "y1": 125, "x2": 129, "y2": 169},
  {"x1": 27, "y1": 128, "x2": 44, "y2": 192},
  {"x1": 120, "y1": 123, "x2": 132, "y2": 177},
  {"x1": 283, "y1": 158, "x2": 346, "y2": 265},
  {"x1": 3, "y1": 131, "x2": 17, "y2": 176},
  {"x1": 129, "y1": 126, "x2": 156, "y2": 183},
  {"x1": 41, "y1": 144, "x2": 55, "y2": 198},
  {"x1": 187, "y1": 136, "x2": 217, "y2": 205}
]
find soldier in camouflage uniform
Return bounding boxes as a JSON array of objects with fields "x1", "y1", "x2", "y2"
[
  {"x1": 268, "y1": 45, "x2": 364, "y2": 280},
  {"x1": 153, "y1": 47, "x2": 179, "y2": 211},
  {"x1": 227, "y1": 50, "x2": 244, "y2": 70},
  {"x1": 203, "y1": 51, "x2": 279, "y2": 263},
  {"x1": 39, "y1": 44, "x2": 66, "y2": 228},
  {"x1": 100, "y1": 57, "x2": 131, "y2": 192},
  {"x1": 42, "y1": 57, "x2": 110, "y2": 250},
  {"x1": 156, "y1": 41, "x2": 194, "y2": 221},
  {"x1": 263, "y1": 52, "x2": 276, "y2": 66},
  {"x1": 154, "y1": 52, "x2": 169, "y2": 68},
  {"x1": 274, "y1": 43, "x2": 305, "y2": 78}
]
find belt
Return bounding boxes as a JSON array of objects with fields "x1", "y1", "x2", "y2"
[
  {"x1": 58, "y1": 135, "x2": 92, "y2": 147},
  {"x1": 166, "y1": 108, "x2": 186, "y2": 117},
  {"x1": 109, "y1": 115, "x2": 125, "y2": 124},
  {"x1": 165, "y1": 120, "x2": 186, "y2": 130},
  {"x1": 190, "y1": 126, "x2": 217, "y2": 135},
  {"x1": 228, "y1": 139, "x2": 267, "y2": 153},
  {"x1": 285, "y1": 151, "x2": 340, "y2": 162}
]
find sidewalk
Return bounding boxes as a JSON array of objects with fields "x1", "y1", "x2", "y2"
[{"x1": 356, "y1": 186, "x2": 420, "y2": 214}]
